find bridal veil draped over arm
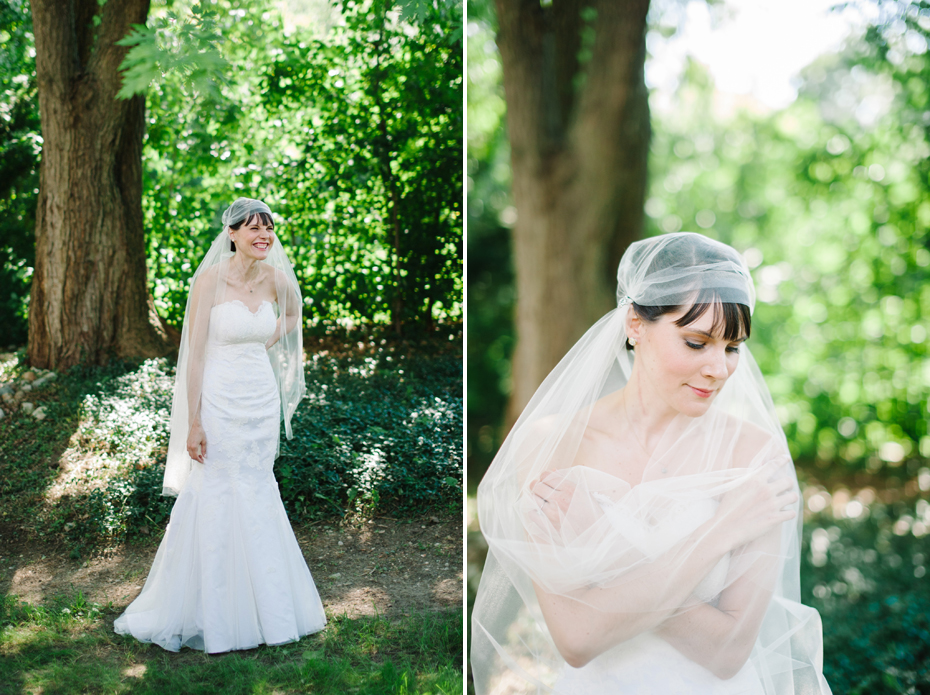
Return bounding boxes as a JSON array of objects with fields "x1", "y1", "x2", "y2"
[
  {"x1": 162, "y1": 198, "x2": 305, "y2": 497},
  {"x1": 471, "y1": 233, "x2": 831, "y2": 694}
]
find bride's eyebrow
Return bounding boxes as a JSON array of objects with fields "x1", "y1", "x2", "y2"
[{"x1": 684, "y1": 328, "x2": 747, "y2": 343}]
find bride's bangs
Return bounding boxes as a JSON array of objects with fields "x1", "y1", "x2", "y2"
[
  {"x1": 675, "y1": 289, "x2": 751, "y2": 341},
  {"x1": 245, "y1": 211, "x2": 274, "y2": 228}
]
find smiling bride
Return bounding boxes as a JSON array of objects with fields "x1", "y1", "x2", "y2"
[{"x1": 114, "y1": 197, "x2": 326, "y2": 653}]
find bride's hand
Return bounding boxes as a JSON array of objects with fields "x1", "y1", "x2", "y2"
[
  {"x1": 529, "y1": 470, "x2": 577, "y2": 532},
  {"x1": 187, "y1": 421, "x2": 207, "y2": 463},
  {"x1": 716, "y1": 464, "x2": 797, "y2": 550}
]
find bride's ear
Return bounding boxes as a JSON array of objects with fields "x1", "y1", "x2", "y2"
[{"x1": 626, "y1": 311, "x2": 644, "y2": 344}]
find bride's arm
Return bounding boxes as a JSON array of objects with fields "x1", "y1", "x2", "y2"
[
  {"x1": 530, "y1": 466, "x2": 795, "y2": 669},
  {"x1": 653, "y1": 528, "x2": 782, "y2": 679},
  {"x1": 186, "y1": 271, "x2": 214, "y2": 429},
  {"x1": 266, "y1": 269, "x2": 300, "y2": 349}
]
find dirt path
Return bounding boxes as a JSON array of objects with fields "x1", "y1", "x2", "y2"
[{"x1": 0, "y1": 515, "x2": 462, "y2": 620}]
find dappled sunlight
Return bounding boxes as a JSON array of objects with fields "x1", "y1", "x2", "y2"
[{"x1": 121, "y1": 664, "x2": 147, "y2": 679}]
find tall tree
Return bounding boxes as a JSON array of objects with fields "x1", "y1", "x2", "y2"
[
  {"x1": 28, "y1": 0, "x2": 170, "y2": 369},
  {"x1": 495, "y1": 0, "x2": 651, "y2": 422}
]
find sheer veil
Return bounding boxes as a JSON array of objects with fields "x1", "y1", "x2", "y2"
[
  {"x1": 471, "y1": 233, "x2": 831, "y2": 694},
  {"x1": 162, "y1": 198, "x2": 305, "y2": 497}
]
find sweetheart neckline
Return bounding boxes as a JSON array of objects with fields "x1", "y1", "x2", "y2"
[{"x1": 213, "y1": 299, "x2": 273, "y2": 316}]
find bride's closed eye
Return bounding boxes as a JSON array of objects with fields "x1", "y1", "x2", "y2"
[{"x1": 685, "y1": 340, "x2": 740, "y2": 354}]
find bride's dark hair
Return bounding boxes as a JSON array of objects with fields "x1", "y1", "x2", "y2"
[{"x1": 228, "y1": 211, "x2": 274, "y2": 252}]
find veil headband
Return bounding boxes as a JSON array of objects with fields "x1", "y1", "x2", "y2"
[
  {"x1": 616, "y1": 232, "x2": 756, "y2": 312},
  {"x1": 471, "y1": 232, "x2": 830, "y2": 694},
  {"x1": 162, "y1": 198, "x2": 306, "y2": 496}
]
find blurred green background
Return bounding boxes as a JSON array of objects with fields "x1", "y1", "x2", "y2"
[{"x1": 467, "y1": 0, "x2": 930, "y2": 691}]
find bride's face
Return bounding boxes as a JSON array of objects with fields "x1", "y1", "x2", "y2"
[
  {"x1": 629, "y1": 304, "x2": 746, "y2": 418},
  {"x1": 230, "y1": 214, "x2": 275, "y2": 261}
]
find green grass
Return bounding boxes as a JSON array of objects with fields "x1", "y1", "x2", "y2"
[{"x1": 0, "y1": 593, "x2": 463, "y2": 695}]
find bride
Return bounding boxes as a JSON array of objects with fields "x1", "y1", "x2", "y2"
[
  {"x1": 114, "y1": 197, "x2": 326, "y2": 653},
  {"x1": 471, "y1": 233, "x2": 831, "y2": 694}
]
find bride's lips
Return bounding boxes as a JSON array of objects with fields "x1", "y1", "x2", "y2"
[
  {"x1": 253, "y1": 241, "x2": 270, "y2": 250},
  {"x1": 688, "y1": 385, "x2": 715, "y2": 398}
]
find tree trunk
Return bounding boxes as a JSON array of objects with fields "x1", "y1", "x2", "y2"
[
  {"x1": 27, "y1": 0, "x2": 170, "y2": 370},
  {"x1": 496, "y1": 0, "x2": 651, "y2": 424}
]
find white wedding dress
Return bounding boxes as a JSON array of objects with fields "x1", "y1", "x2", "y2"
[
  {"x1": 551, "y1": 497, "x2": 763, "y2": 695},
  {"x1": 114, "y1": 299, "x2": 327, "y2": 653}
]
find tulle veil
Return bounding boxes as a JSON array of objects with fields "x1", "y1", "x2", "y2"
[
  {"x1": 162, "y1": 198, "x2": 305, "y2": 497},
  {"x1": 471, "y1": 233, "x2": 832, "y2": 694}
]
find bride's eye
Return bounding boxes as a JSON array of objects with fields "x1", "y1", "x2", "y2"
[
  {"x1": 726, "y1": 345, "x2": 741, "y2": 354},
  {"x1": 685, "y1": 341, "x2": 704, "y2": 350}
]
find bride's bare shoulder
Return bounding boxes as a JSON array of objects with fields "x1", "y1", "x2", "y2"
[{"x1": 720, "y1": 413, "x2": 781, "y2": 467}]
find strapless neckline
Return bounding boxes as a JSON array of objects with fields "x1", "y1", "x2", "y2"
[{"x1": 213, "y1": 299, "x2": 272, "y2": 315}]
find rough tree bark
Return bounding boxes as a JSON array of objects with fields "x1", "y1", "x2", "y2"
[
  {"x1": 496, "y1": 0, "x2": 651, "y2": 423},
  {"x1": 28, "y1": 0, "x2": 170, "y2": 369}
]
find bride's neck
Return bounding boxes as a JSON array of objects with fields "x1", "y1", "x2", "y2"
[
  {"x1": 232, "y1": 254, "x2": 260, "y2": 277},
  {"x1": 621, "y1": 370, "x2": 679, "y2": 443}
]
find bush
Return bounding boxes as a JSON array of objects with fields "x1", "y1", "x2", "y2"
[
  {"x1": 276, "y1": 346, "x2": 463, "y2": 521},
  {"x1": 801, "y1": 500, "x2": 930, "y2": 694}
]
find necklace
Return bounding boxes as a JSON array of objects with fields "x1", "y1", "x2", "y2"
[{"x1": 234, "y1": 261, "x2": 259, "y2": 294}]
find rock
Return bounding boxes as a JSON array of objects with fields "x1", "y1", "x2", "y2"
[
  {"x1": 0, "y1": 408, "x2": 4, "y2": 420},
  {"x1": 32, "y1": 407, "x2": 46, "y2": 421},
  {"x1": 1, "y1": 393, "x2": 11, "y2": 404},
  {"x1": 328, "y1": 572, "x2": 341, "y2": 579},
  {"x1": 20, "y1": 384, "x2": 31, "y2": 393},
  {"x1": 32, "y1": 375, "x2": 51, "y2": 389},
  {"x1": 0, "y1": 384, "x2": 12, "y2": 396},
  {"x1": 22, "y1": 371, "x2": 36, "y2": 382},
  {"x1": 20, "y1": 402, "x2": 34, "y2": 414}
]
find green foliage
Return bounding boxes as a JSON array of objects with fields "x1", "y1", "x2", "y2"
[
  {"x1": 139, "y1": 0, "x2": 462, "y2": 333},
  {"x1": 0, "y1": 0, "x2": 38, "y2": 345},
  {"x1": 0, "y1": 0, "x2": 462, "y2": 344},
  {"x1": 115, "y1": 4, "x2": 230, "y2": 101},
  {"x1": 802, "y1": 501, "x2": 930, "y2": 693}
]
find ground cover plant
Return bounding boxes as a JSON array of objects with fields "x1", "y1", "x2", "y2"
[{"x1": 0, "y1": 328, "x2": 462, "y2": 554}]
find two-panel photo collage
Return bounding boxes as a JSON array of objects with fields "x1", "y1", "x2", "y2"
[{"x1": 0, "y1": 0, "x2": 925, "y2": 692}]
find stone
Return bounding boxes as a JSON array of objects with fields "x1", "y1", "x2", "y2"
[
  {"x1": 1, "y1": 393, "x2": 11, "y2": 404},
  {"x1": 32, "y1": 407, "x2": 46, "y2": 421},
  {"x1": 0, "y1": 408, "x2": 4, "y2": 420},
  {"x1": 0, "y1": 384, "x2": 12, "y2": 396},
  {"x1": 22, "y1": 371, "x2": 36, "y2": 382},
  {"x1": 20, "y1": 383, "x2": 31, "y2": 392},
  {"x1": 20, "y1": 402, "x2": 34, "y2": 414}
]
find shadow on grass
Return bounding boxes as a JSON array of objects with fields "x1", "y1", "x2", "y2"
[{"x1": 0, "y1": 596, "x2": 462, "y2": 695}]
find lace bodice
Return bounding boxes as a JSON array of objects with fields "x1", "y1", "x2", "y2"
[{"x1": 207, "y1": 300, "x2": 276, "y2": 348}]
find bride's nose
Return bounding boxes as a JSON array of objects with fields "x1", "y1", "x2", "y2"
[{"x1": 701, "y1": 347, "x2": 729, "y2": 380}]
